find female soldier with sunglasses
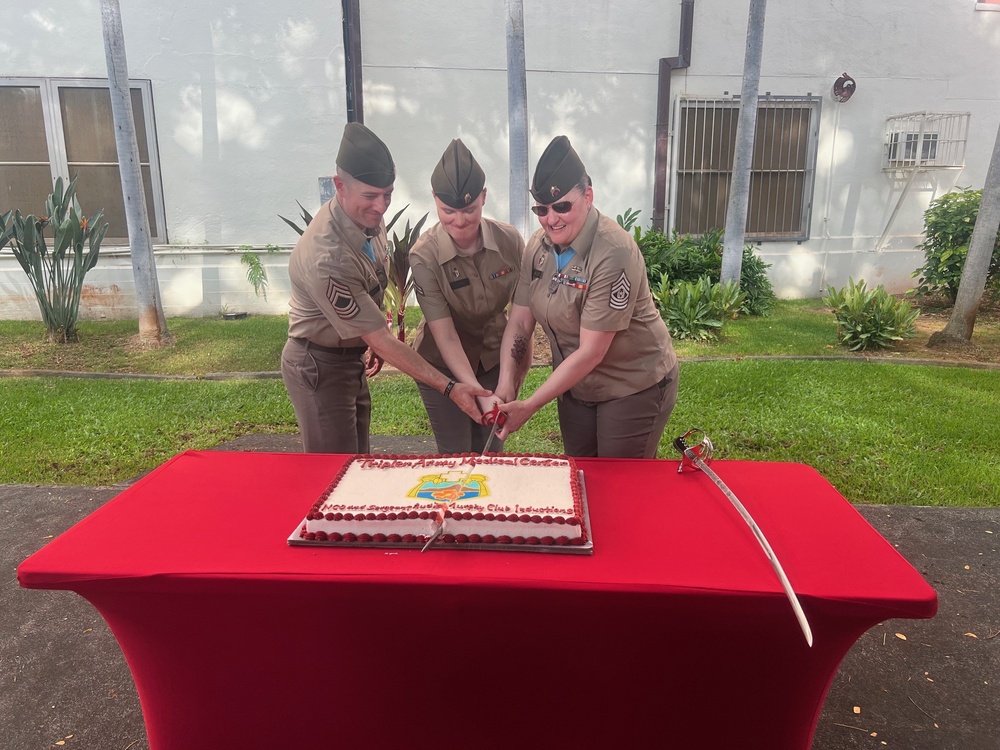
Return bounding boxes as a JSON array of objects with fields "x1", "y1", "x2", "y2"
[
  {"x1": 408, "y1": 139, "x2": 526, "y2": 453},
  {"x1": 494, "y1": 135, "x2": 679, "y2": 458}
]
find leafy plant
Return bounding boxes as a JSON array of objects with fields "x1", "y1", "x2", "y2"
[
  {"x1": 712, "y1": 279, "x2": 746, "y2": 320},
  {"x1": 654, "y1": 273, "x2": 746, "y2": 341},
  {"x1": 0, "y1": 175, "x2": 108, "y2": 343},
  {"x1": 383, "y1": 205, "x2": 428, "y2": 342},
  {"x1": 616, "y1": 207, "x2": 642, "y2": 242},
  {"x1": 823, "y1": 278, "x2": 919, "y2": 351},
  {"x1": 239, "y1": 244, "x2": 282, "y2": 301},
  {"x1": 278, "y1": 201, "x2": 314, "y2": 236},
  {"x1": 636, "y1": 227, "x2": 776, "y2": 316},
  {"x1": 911, "y1": 187, "x2": 1000, "y2": 302}
]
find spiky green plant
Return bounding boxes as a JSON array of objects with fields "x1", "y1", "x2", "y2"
[
  {"x1": 383, "y1": 205, "x2": 428, "y2": 342},
  {"x1": 278, "y1": 201, "x2": 314, "y2": 236},
  {"x1": 0, "y1": 175, "x2": 108, "y2": 343}
]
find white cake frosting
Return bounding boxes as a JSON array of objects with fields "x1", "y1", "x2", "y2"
[{"x1": 298, "y1": 454, "x2": 587, "y2": 547}]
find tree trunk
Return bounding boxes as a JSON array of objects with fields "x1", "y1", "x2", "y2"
[
  {"x1": 721, "y1": 0, "x2": 768, "y2": 285},
  {"x1": 506, "y1": 0, "x2": 530, "y2": 240},
  {"x1": 930, "y1": 120, "x2": 1000, "y2": 345},
  {"x1": 100, "y1": 0, "x2": 170, "y2": 345}
]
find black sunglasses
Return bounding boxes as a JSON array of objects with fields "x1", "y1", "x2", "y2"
[{"x1": 531, "y1": 200, "x2": 575, "y2": 217}]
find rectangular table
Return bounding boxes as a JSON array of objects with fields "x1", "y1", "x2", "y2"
[{"x1": 18, "y1": 451, "x2": 936, "y2": 749}]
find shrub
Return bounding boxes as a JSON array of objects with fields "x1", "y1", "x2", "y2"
[
  {"x1": 912, "y1": 187, "x2": 1000, "y2": 301},
  {"x1": 637, "y1": 227, "x2": 776, "y2": 316},
  {"x1": 823, "y1": 278, "x2": 919, "y2": 351},
  {"x1": 738, "y1": 248, "x2": 777, "y2": 316},
  {"x1": 655, "y1": 276, "x2": 745, "y2": 341}
]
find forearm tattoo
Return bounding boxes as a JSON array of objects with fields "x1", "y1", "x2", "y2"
[{"x1": 510, "y1": 334, "x2": 529, "y2": 365}]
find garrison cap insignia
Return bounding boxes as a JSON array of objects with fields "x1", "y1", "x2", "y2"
[
  {"x1": 609, "y1": 271, "x2": 631, "y2": 311},
  {"x1": 327, "y1": 278, "x2": 360, "y2": 319},
  {"x1": 550, "y1": 186, "x2": 561, "y2": 198}
]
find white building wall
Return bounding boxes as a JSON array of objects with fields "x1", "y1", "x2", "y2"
[
  {"x1": 3, "y1": 0, "x2": 348, "y2": 246},
  {"x1": 1, "y1": 0, "x2": 999, "y2": 318},
  {"x1": 363, "y1": 0, "x2": 1000, "y2": 297}
]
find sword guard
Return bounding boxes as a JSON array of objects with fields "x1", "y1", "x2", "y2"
[
  {"x1": 481, "y1": 404, "x2": 507, "y2": 428},
  {"x1": 673, "y1": 428, "x2": 714, "y2": 472}
]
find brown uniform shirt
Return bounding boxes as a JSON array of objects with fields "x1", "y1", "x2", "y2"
[
  {"x1": 513, "y1": 208, "x2": 677, "y2": 402},
  {"x1": 409, "y1": 218, "x2": 524, "y2": 372},
  {"x1": 287, "y1": 199, "x2": 390, "y2": 347}
]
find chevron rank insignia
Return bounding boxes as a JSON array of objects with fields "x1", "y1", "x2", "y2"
[
  {"x1": 609, "y1": 271, "x2": 631, "y2": 310},
  {"x1": 327, "y1": 278, "x2": 360, "y2": 319}
]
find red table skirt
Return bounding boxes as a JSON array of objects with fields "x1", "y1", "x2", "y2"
[{"x1": 19, "y1": 451, "x2": 937, "y2": 749}]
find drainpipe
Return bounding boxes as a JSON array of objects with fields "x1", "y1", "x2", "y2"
[{"x1": 652, "y1": 0, "x2": 695, "y2": 233}]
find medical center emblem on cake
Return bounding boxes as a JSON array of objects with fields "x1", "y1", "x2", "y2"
[
  {"x1": 290, "y1": 454, "x2": 592, "y2": 552},
  {"x1": 409, "y1": 471, "x2": 489, "y2": 503}
]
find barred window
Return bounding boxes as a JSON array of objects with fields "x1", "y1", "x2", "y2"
[
  {"x1": 0, "y1": 77, "x2": 166, "y2": 242},
  {"x1": 673, "y1": 96, "x2": 820, "y2": 242}
]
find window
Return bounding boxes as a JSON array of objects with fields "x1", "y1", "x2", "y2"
[
  {"x1": 0, "y1": 78, "x2": 165, "y2": 242},
  {"x1": 672, "y1": 95, "x2": 820, "y2": 242}
]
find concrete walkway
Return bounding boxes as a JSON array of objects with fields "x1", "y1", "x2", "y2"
[{"x1": 3, "y1": 434, "x2": 997, "y2": 750}]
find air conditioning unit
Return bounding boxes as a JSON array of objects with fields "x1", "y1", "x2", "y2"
[{"x1": 882, "y1": 112, "x2": 969, "y2": 171}]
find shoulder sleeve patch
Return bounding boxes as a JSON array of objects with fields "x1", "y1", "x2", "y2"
[
  {"x1": 327, "y1": 278, "x2": 360, "y2": 319},
  {"x1": 609, "y1": 270, "x2": 631, "y2": 310}
]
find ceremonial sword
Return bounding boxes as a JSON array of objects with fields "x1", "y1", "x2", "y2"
[
  {"x1": 420, "y1": 404, "x2": 507, "y2": 552},
  {"x1": 673, "y1": 428, "x2": 814, "y2": 647}
]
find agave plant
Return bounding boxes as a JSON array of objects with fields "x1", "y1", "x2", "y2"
[
  {"x1": 278, "y1": 201, "x2": 314, "y2": 236},
  {"x1": 0, "y1": 175, "x2": 108, "y2": 343}
]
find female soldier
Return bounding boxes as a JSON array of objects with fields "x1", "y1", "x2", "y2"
[
  {"x1": 409, "y1": 139, "x2": 527, "y2": 453},
  {"x1": 495, "y1": 135, "x2": 679, "y2": 458}
]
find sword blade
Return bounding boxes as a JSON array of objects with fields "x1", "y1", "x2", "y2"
[
  {"x1": 686, "y1": 450, "x2": 814, "y2": 648},
  {"x1": 481, "y1": 418, "x2": 501, "y2": 454}
]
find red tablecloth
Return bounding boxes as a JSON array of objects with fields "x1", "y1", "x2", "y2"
[{"x1": 19, "y1": 451, "x2": 936, "y2": 750}]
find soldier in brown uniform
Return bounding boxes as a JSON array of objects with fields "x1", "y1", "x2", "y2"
[
  {"x1": 495, "y1": 135, "x2": 679, "y2": 458},
  {"x1": 281, "y1": 123, "x2": 488, "y2": 454},
  {"x1": 409, "y1": 139, "x2": 526, "y2": 454}
]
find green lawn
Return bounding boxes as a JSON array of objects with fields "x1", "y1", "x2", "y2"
[
  {"x1": 2, "y1": 302, "x2": 999, "y2": 507},
  {"x1": 0, "y1": 301, "x2": 844, "y2": 374}
]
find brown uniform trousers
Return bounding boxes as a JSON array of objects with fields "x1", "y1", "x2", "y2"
[
  {"x1": 417, "y1": 364, "x2": 503, "y2": 454},
  {"x1": 557, "y1": 363, "x2": 679, "y2": 459},
  {"x1": 281, "y1": 337, "x2": 371, "y2": 454}
]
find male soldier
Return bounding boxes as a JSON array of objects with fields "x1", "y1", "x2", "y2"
[{"x1": 282, "y1": 123, "x2": 489, "y2": 453}]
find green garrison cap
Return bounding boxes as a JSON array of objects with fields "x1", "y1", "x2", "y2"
[
  {"x1": 336, "y1": 122, "x2": 395, "y2": 188},
  {"x1": 531, "y1": 135, "x2": 586, "y2": 204},
  {"x1": 431, "y1": 139, "x2": 486, "y2": 208}
]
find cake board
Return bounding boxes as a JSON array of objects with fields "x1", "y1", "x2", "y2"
[{"x1": 288, "y1": 470, "x2": 594, "y2": 555}]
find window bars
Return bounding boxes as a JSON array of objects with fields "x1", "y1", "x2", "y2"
[{"x1": 672, "y1": 95, "x2": 820, "y2": 242}]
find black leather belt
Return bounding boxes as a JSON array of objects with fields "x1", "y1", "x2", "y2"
[{"x1": 289, "y1": 337, "x2": 367, "y2": 356}]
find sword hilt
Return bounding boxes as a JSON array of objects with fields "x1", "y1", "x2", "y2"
[
  {"x1": 673, "y1": 428, "x2": 714, "y2": 473},
  {"x1": 481, "y1": 404, "x2": 507, "y2": 428}
]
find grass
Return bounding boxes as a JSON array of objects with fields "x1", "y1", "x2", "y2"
[
  {"x1": 672, "y1": 299, "x2": 841, "y2": 358},
  {"x1": 2, "y1": 302, "x2": 1000, "y2": 506}
]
